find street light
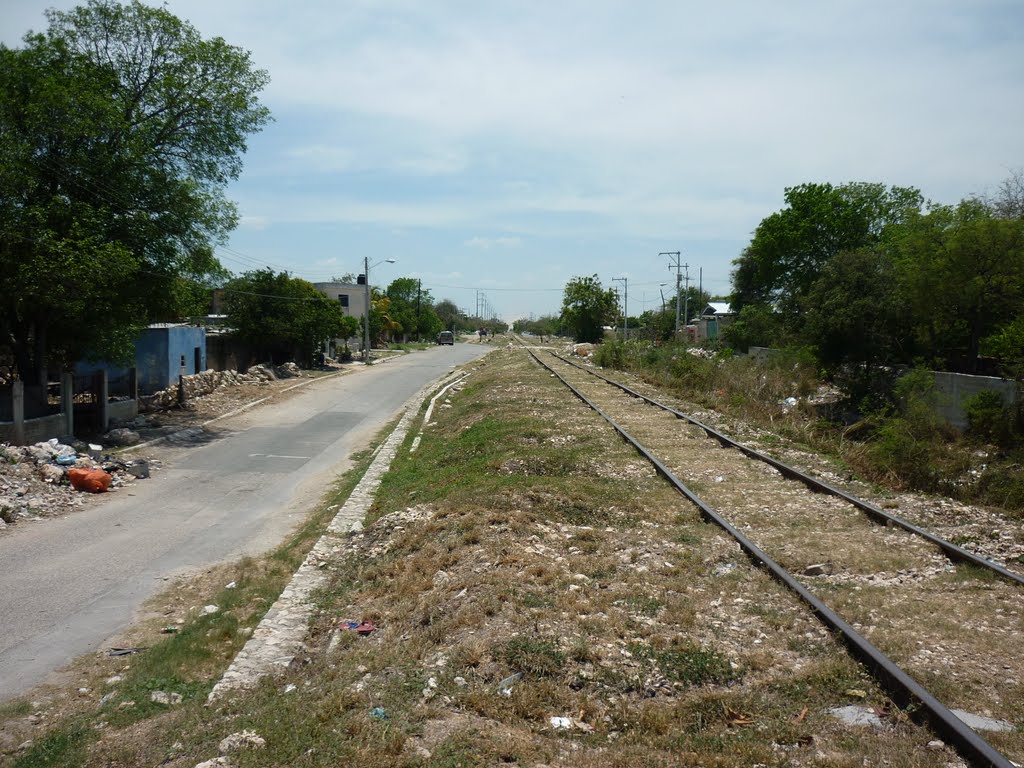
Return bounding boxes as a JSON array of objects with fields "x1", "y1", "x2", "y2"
[{"x1": 363, "y1": 257, "x2": 396, "y2": 363}]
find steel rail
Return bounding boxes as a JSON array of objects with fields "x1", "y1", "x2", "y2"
[
  {"x1": 526, "y1": 348, "x2": 1013, "y2": 768},
  {"x1": 550, "y1": 352, "x2": 1024, "y2": 588}
]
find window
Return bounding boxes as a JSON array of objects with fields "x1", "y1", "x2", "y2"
[{"x1": 338, "y1": 295, "x2": 349, "y2": 308}]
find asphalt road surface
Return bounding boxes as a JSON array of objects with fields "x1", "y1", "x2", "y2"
[{"x1": 0, "y1": 344, "x2": 489, "y2": 700}]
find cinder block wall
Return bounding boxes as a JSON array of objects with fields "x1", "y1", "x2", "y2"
[{"x1": 931, "y1": 372, "x2": 1021, "y2": 430}]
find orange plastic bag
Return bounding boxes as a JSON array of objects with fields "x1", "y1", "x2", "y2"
[{"x1": 68, "y1": 468, "x2": 112, "y2": 493}]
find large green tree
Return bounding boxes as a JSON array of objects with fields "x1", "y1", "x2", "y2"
[
  {"x1": 893, "y1": 199, "x2": 1024, "y2": 372},
  {"x1": 0, "y1": 0, "x2": 269, "y2": 383},
  {"x1": 802, "y1": 247, "x2": 908, "y2": 393},
  {"x1": 561, "y1": 275, "x2": 617, "y2": 343},
  {"x1": 225, "y1": 270, "x2": 355, "y2": 365},
  {"x1": 385, "y1": 278, "x2": 442, "y2": 340},
  {"x1": 434, "y1": 299, "x2": 461, "y2": 332},
  {"x1": 731, "y1": 182, "x2": 923, "y2": 318}
]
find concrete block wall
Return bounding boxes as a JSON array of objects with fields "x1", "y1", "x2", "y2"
[
  {"x1": 0, "y1": 413, "x2": 66, "y2": 445},
  {"x1": 931, "y1": 372, "x2": 1021, "y2": 430}
]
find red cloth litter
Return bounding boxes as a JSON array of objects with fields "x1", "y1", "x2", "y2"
[{"x1": 68, "y1": 468, "x2": 112, "y2": 493}]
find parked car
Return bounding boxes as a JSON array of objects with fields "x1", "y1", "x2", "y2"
[{"x1": 437, "y1": 331, "x2": 455, "y2": 345}]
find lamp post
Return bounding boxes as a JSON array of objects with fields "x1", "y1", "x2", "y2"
[{"x1": 363, "y1": 257, "x2": 396, "y2": 363}]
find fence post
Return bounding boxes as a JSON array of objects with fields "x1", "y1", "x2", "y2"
[
  {"x1": 61, "y1": 372, "x2": 74, "y2": 437},
  {"x1": 12, "y1": 381, "x2": 25, "y2": 445},
  {"x1": 98, "y1": 370, "x2": 109, "y2": 432}
]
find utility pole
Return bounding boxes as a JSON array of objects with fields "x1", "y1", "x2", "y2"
[
  {"x1": 416, "y1": 279, "x2": 421, "y2": 341},
  {"x1": 361, "y1": 257, "x2": 396, "y2": 363},
  {"x1": 613, "y1": 277, "x2": 628, "y2": 340},
  {"x1": 660, "y1": 251, "x2": 686, "y2": 336}
]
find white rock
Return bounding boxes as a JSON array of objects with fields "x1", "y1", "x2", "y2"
[
  {"x1": 150, "y1": 691, "x2": 182, "y2": 706},
  {"x1": 201, "y1": 604, "x2": 219, "y2": 615},
  {"x1": 219, "y1": 730, "x2": 266, "y2": 752}
]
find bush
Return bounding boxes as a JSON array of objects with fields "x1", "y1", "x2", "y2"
[
  {"x1": 854, "y1": 369, "x2": 965, "y2": 492},
  {"x1": 976, "y1": 464, "x2": 1024, "y2": 514},
  {"x1": 593, "y1": 339, "x2": 627, "y2": 370},
  {"x1": 963, "y1": 390, "x2": 1014, "y2": 445}
]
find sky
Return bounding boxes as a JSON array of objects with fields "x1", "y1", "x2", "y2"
[{"x1": 4, "y1": 1, "x2": 1023, "y2": 322}]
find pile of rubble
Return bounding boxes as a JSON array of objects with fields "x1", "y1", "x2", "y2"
[
  {"x1": 0, "y1": 438, "x2": 156, "y2": 531},
  {"x1": 140, "y1": 363, "x2": 297, "y2": 411}
]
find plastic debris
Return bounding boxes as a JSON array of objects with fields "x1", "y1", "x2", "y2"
[
  {"x1": 497, "y1": 672, "x2": 523, "y2": 696},
  {"x1": 369, "y1": 707, "x2": 388, "y2": 720},
  {"x1": 68, "y1": 468, "x2": 112, "y2": 493},
  {"x1": 107, "y1": 647, "x2": 146, "y2": 656},
  {"x1": 340, "y1": 620, "x2": 377, "y2": 636},
  {"x1": 550, "y1": 716, "x2": 573, "y2": 730}
]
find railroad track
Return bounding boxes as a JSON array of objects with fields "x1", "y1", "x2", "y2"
[{"x1": 520, "y1": 342, "x2": 1022, "y2": 768}]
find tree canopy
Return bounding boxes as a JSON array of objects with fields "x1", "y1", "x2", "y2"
[
  {"x1": 0, "y1": 0, "x2": 269, "y2": 382},
  {"x1": 729, "y1": 174, "x2": 1024, "y2": 384},
  {"x1": 561, "y1": 275, "x2": 617, "y2": 343},
  {"x1": 385, "y1": 278, "x2": 442, "y2": 341},
  {"x1": 731, "y1": 182, "x2": 923, "y2": 316},
  {"x1": 225, "y1": 270, "x2": 356, "y2": 365}
]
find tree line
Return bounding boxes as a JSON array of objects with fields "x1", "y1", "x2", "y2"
[
  {"x1": 554, "y1": 174, "x2": 1023, "y2": 395},
  {"x1": 727, "y1": 176, "x2": 1024, "y2": 393}
]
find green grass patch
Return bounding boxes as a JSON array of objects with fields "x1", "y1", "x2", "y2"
[
  {"x1": 629, "y1": 641, "x2": 737, "y2": 686},
  {"x1": 12, "y1": 722, "x2": 90, "y2": 768},
  {"x1": 502, "y1": 636, "x2": 567, "y2": 678}
]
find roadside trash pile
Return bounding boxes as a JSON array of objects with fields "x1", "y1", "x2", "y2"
[
  {"x1": 0, "y1": 438, "x2": 158, "y2": 530},
  {"x1": 139, "y1": 363, "x2": 303, "y2": 411}
]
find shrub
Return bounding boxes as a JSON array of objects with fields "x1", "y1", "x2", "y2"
[
  {"x1": 854, "y1": 369, "x2": 965, "y2": 492},
  {"x1": 963, "y1": 390, "x2": 1014, "y2": 445},
  {"x1": 593, "y1": 339, "x2": 626, "y2": 370}
]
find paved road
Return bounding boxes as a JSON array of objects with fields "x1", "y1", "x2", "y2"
[{"x1": 0, "y1": 345, "x2": 489, "y2": 700}]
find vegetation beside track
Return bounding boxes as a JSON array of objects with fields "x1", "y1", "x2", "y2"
[{"x1": 592, "y1": 338, "x2": 1024, "y2": 515}]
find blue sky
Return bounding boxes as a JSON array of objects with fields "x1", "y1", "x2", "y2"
[{"x1": 5, "y1": 1, "x2": 1023, "y2": 321}]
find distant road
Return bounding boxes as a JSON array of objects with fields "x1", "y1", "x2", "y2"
[{"x1": 0, "y1": 344, "x2": 489, "y2": 700}]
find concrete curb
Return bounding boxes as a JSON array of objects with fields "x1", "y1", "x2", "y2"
[{"x1": 207, "y1": 367, "x2": 465, "y2": 702}]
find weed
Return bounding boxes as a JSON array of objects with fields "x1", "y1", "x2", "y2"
[
  {"x1": 618, "y1": 594, "x2": 664, "y2": 617},
  {"x1": 629, "y1": 641, "x2": 737, "y2": 686},
  {"x1": 0, "y1": 699, "x2": 31, "y2": 719},
  {"x1": 502, "y1": 636, "x2": 567, "y2": 678},
  {"x1": 12, "y1": 722, "x2": 90, "y2": 767},
  {"x1": 964, "y1": 390, "x2": 1015, "y2": 445}
]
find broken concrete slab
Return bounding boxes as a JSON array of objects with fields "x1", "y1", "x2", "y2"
[
  {"x1": 951, "y1": 709, "x2": 1015, "y2": 733},
  {"x1": 829, "y1": 705, "x2": 884, "y2": 729}
]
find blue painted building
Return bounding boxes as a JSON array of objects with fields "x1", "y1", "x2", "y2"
[{"x1": 134, "y1": 324, "x2": 207, "y2": 394}]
